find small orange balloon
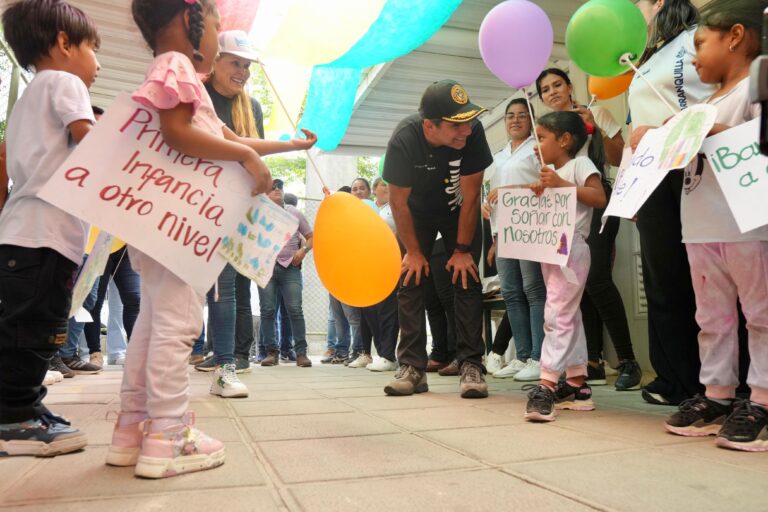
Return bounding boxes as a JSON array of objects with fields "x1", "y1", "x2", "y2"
[
  {"x1": 588, "y1": 72, "x2": 634, "y2": 100},
  {"x1": 313, "y1": 192, "x2": 401, "y2": 307}
]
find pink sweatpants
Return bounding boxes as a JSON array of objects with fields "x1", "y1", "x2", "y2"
[
  {"x1": 120, "y1": 248, "x2": 204, "y2": 419},
  {"x1": 687, "y1": 242, "x2": 768, "y2": 405},
  {"x1": 540, "y1": 235, "x2": 591, "y2": 384}
]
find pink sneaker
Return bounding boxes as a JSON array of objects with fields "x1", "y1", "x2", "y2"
[
  {"x1": 105, "y1": 412, "x2": 145, "y2": 467},
  {"x1": 134, "y1": 412, "x2": 225, "y2": 479}
]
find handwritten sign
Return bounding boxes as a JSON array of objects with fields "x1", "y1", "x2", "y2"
[
  {"x1": 496, "y1": 187, "x2": 577, "y2": 266},
  {"x1": 69, "y1": 230, "x2": 113, "y2": 320},
  {"x1": 603, "y1": 104, "x2": 717, "y2": 223},
  {"x1": 221, "y1": 195, "x2": 298, "y2": 287},
  {"x1": 38, "y1": 93, "x2": 256, "y2": 295},
  {"x1": 700, "y1": 118, "x2": 768, "y2": 233}
]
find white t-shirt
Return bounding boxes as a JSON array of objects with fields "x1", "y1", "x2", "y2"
[
  {"x1": 379, "y1": 202, "x2": 396, "y2": 234},
  {"x1": 0, "y1": 70, "x2": 95, "y2": 264},
  {"x1": 489, "y1": 137, "x2": 540, "y2": 234},
  {"x1": 628, "y1": 28, "x2": 716, "y2": 128},
  {"x1": 554, "y1": 156, "x2": 601, "y2": 239},
  {"x1": 681, "y1": 78, "x2": 767, "y2": 243},
  {"x1": 576, "y1": 105, "x2": 623, "y2": 159}
]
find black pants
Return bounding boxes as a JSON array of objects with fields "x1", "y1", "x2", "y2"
[
  {"x1": 0, "y1": 246, "x2": 77, "y2": 423},
  {"x1": 84, "y1": 246, "x2": 140, "y2": 352},
  {"x1": 361, "y1": 288, "x2": 399, "y2": 361},
  {"x1": 397, "y1": 210, "x2": 484, "y2": 370},
  {"x1": 636, "y1": 173, "x2": 703, "y2": 402},
  {"x1": 425, "y1": 238, "x2": 456, "y2": 362},
  {"x1": 582, "y1": 208, "x2": 635, "y2": 362},
  {"x1": 491, "y1": 312, "x2": 513, "y2": 355},
  {"x1": 234, "y1": 272, "x2": 255, "y2": 359}
]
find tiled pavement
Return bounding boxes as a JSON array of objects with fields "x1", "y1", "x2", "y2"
[{"x1": 1, "y1": 362, "x2": 766, "y2": 512}]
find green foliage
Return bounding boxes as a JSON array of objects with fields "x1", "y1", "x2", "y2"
[
  {"x1": 264, "y1": 155, "x2": 306, "y2": 184},
  {"x1": 357, "y1": 156, "x2": 379, "y2": 183},
  {"x1": 247, "y1": 64, "x2": 274, "y2": 120}
]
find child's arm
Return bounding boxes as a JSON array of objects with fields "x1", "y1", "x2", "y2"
[
  {"x1": 68, "y1": 120, "x2": 93, "y2": 144},
  {"x1": 708, "y1": 123, "x2": 731, "y2": 136},
  {"x1": 223, "y1": 127, "x2": 318, "y2": 156},
  {"x1": 537, "y1": 166, "x2": 607, "y2": 208},
  {"x1": 159, "y1": 104, "x2": 271, "y2": 195}
]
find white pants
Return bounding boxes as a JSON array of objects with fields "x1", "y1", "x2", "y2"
[
  {"x1": 688, "y1": 242, "x2": 768, "y2": 404},
  {"x1": 120, "y1": 248, "x2": 204, "y2": 419},
  {"x1": 540, "y1": 235, "x2": 591, "y2": 383}
]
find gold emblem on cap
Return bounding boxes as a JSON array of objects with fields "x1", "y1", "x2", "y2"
[{"x1": 451, "y1": 85, "x2": 468, "y2": 105}]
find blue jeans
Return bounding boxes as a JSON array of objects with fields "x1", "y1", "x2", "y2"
[
  {"x1": 341, "y1": 303, "x2": 363, "y2": 355},
  {"x1": 326, "y1": 303, "x2": 337, "y2": 350},
  {"x1": 206, "y1": 264, "x2": 237, "y2": 364},
  {"x1": 496, "y1": 257, "x2": 546, "y2": 361},
  {"x1": 258, "y1": 265, "x2": 308, "y2": 355},
  {"x1": 277, "y1": 295, "x2": 294, "y2": 356},
  {"x1": 60, "y1": 276, "x2": 100, "y2": 358},
  {"x1": 329, "y1": 294, "x2": 351, "y2": 355},
  {"x1": 192, "y1": 325, "x2": 205, "y2": 356}
]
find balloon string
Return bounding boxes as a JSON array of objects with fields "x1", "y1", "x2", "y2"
[
  {"x1": 587, "y1": 94, "x2": 596, "y2": 109},
  {"x1": 257, "y1": 61, "x2": 329, "y2": 194},
  {"x1": 524, "y1": 86, "x2": 545, "y2": 166},
  {"x1": 620, "y1": 54, "x2": 677, "y2": 116}
]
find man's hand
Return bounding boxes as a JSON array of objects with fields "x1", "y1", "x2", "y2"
[
  {"x1": 291, "y1": 247, "x2": 307, "y2": 267},
  {"x1": 446, "y1": 251, "x2": 479, "y2": 290},
  {"x1": 402, "y1": 251, "x2": 430, "y2": 286}
]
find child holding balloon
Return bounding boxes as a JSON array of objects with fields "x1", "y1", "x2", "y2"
[
  {"x1": 663, "y1": 0, "x2": 768, "y2": 452},
  {"x1": 523, "y1": 111, "x2": 607, "y2": 422}
]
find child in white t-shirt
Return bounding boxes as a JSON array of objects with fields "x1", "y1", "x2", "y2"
[
  {"x1": 523, "y1": 111, "x2": 607, "y2": 422},
  {"x1": 664, "y1": 0, "x2": 768, "y2": 452},
  {"x1": 0, "y1": 0, "x2": 100, "y2": 457}
]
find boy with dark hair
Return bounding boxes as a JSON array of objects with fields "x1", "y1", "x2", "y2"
[{"x1": 0, "y1": 0, "x2": 100, "y2": 457}]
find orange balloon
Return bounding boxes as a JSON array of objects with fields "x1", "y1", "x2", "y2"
[
  {"x1": 313, "y1": 192, "x2": 401, "y2": 307},
  {"x1": 588, "y1": 72, "x2": 634, "y2": 100}
]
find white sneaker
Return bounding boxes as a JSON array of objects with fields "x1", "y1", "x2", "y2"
[
  {"x1": 43, "y1": 371, "x2": 61, "y2": 386},
  {"x1": 348, "y1": 353, "x2": 373, "y2": 368},
  {"x1": 108, "y1": 353, "x2": 126, "y2": 365},
  {"x1": 493, "y1": 359, "x2": 527, "y2": 378},
  {"x1": 210, "y1": 364, "x2": 249, "y2": 398},
  {"x1": 485, "y1": 353, "x2": 504, "y2": 375},
  {"x1": 367, "y1": 357, "x2": 397, "y2": 372},
  {"x1": 514, "y1": 359, "x2": 541, "y2": 381}
]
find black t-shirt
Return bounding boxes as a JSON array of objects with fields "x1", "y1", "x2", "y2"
[
  {"x1": 205, "y1": 82, "x2": 264, "y2": 138},
  {"x1": 383, "y1": 114, "x2": 492, "y2": 216}
]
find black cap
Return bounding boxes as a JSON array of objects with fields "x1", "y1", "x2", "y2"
[
  {"x1": 419, "y1": 80, "x2": 487, "y2": 123},
  {"x1": 272, "y1": 178, "x2": 284, "y2": 190}
]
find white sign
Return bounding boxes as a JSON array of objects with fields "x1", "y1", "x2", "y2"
[
  {"x1": 38, "y1": 93, "x2": 256, "y2": 295},
  {"x1": 221, "y1": 196, "x2": 299, "y2": 287},
  {"x1": 69, "y1": 230, "x2": 112, "y2": 320},
  {"x1": 496, "y1": 187, "x2": 577, "y2": 266},
  {"x1": 603, "y1": 104, "x2": 717, "y2": 223},
  {"x1": 700, "y1": 118, "x2": 768, "y2": 233}
]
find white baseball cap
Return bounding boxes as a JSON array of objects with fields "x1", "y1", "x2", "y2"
[{"x1": 218, "y1": 30, "x2": 260, "y2": 62}]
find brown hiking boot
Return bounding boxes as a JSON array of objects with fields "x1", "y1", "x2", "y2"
[
  {"x1": 296, "y1": 353, "x2": 312, "y2": 367},
  {"x1": 437, "y1": 359, "x2": 460, "y2": 376},
  {"x1": 426, "y1": 359, "x2": 449, "y2": 373},
  {"x1": 384, "y1": 365, "x2": 428, "y2": 396},
  {"x1": 459, "y1": 362, "x2": 488, "y2": 399},
  {"x1": 260, "y1": 350, "x2": 279, "y2": 367}
]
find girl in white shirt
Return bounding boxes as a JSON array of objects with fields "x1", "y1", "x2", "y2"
[
  {"x1": 663, "y1": 0, "x2": 768, "y2": 453},
  {"x1": 524, "y1": 111, "x2": 607, "y2": 422}
]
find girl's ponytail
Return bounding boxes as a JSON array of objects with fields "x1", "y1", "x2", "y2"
[
  {"x1": 587, "y1": 128, "x2": 606, "y2": 178},
  {"x1": 186, "y1": 0, "x2": 205, "y2": 62}
]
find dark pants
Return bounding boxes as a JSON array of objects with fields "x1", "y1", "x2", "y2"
[
  {"x1": 425, "y1": 238, "x2": 456, "y2": 362},
  {"x1": 234, "y1": 272, "x2": 254, "y2": 359},
  {"x1": 491, "y1": 312, "x2": 513, "y2": 355},
  {"x1": 398, "y1": 210, "x2": 484, "y2": 370},
  {"x1": 277, "y1": 295, "x2": 295, "y2": 357},
  {"x1": 361, "y1": 288, "x2": 399, "y2": 361},
  {"x1": 84, "y1": 247, "x2": 140, "y2": 353},
  {"x1": 582, "y1": 208, "x2": 635, "y2": 362},
  {"x1": 0, "y1": 246, "x2": 77, "y2": 423},
  {"x1": 636, "y1": 172, "x2": 703, "y2": 402}
]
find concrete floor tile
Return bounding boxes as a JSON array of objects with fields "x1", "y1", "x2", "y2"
[
  {"x1": 43, "y1": 394, "x2": 116, "y2": 405},
  {"x1": 661, "y1": 442, "x2": 768, "y2": 475},
  {"x1": 187, "y1": 400, "x2": 231, "y2": 418},
  {"x1": 340, "y1": 394, "x2": 462, "y2": 411},
  {"x1": 316, "y1": 386, "x2": 389, "y2": 398},
  {"x1": 289, "y1": 469, "x2": 596, "y2": 512},
  {"x1": 227, "y1": 389, "x2": 326, "y2": 402},
  {"x1": 423, "y1": 424, "x2": 637, "y2": 465},
  {"x1": 259, "y1": 433, "x2": 482, "y2": 483},
  {"x1": 507, "y1": 449, "x2": 768, "y2": 512},
  {"x1": 3, "y1": 443, "x2": 266, "y2": 504},
  {"x1": 302, "y1": 380, "x2": 385, "y2": 390},
  {"x1": 372, "y1": 405, "x2": 516, "y2": 431},
  {"x1": 243, "y1": 412, "x2": 399, "y2": 441},
  {"x1": 231, "y1": 398, "x2": 354, "y2": 417}
]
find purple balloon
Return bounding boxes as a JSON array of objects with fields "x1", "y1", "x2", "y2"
[{"x1": 479, "y1": 0, "x2": 554, "y2": 89}]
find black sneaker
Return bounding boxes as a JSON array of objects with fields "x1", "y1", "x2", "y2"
[
  {"x1": 524, "y1": 385, "x2": 556, "y2": 422},
  {"x1": 194, "y1": 355, "x2": 216, "y2": 372},
  {"x1": 615, "y1": 360, "x2": 642, "y2": 391},
  {"x1": 234, "y1": 356, "x2": 251, "y2": 373},
  {"x1": 0, "y1": 414, "x2": 87, "y2": 457},
  {"x1": 665, "y1": 395, "x2": 732, "y2": 437},
  {"x1": 331, "y1": 353, "x2": 349, "y2": 365},
  {"x1": 716, "y1": 400, "x2": 768, "y2": 452},
  {"x1": 585, "y1": 361, "x2": 606, "y2": 386},
  {"x1": 555, "y1": 381, "x2": 595, "y2": 411},
  {"x1": 60, "y1": 356, "x2": 101, "y2": 375},
  {"x1": 280, "y1": 351, "x2": 297, "y2": 362},
  {"x1": 49, "y1": 355, "x2": 75, "y2": 379}
]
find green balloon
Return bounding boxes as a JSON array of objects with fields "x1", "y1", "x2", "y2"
[
  {"x1": 378, "y1": 153, "x2": 386, "y2": 176},
  {"x1": 566, "y1": 0, "x2": 648, "y2": 77}
]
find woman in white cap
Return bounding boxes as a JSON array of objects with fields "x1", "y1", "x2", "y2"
[{"x1": 195, "y1": 30, "x2": 318, "y2": 396}]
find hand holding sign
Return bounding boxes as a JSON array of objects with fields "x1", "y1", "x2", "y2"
[{"x1": 540, "y1": 166, "x2": 567, "y2": 189}]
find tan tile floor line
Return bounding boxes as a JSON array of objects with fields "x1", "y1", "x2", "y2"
[{"x1": 500, "y1": 466, "x2": 611, "y2": 512}]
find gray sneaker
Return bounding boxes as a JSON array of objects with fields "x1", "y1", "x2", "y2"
[
  {"x1": 459, "y1": 362, "x2": 488, "y2": 399},
  {"x1": 384, "y1": 365, "x2": 428, "y2": 396},
  {"x1": 60, "y1": 356, "x2": 101, "y2": 375}
]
